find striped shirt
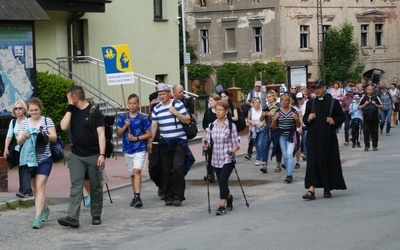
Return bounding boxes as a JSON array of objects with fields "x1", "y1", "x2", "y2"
[
  {"x1": 19, "y1": 116, "x2": 54, "y2": 163},
  {"x1": 151, "y1": 99, "x2": 188, "y2": 140},
  {"x1": 276, "y1": 108, "x2": 298, "y2": 136}
]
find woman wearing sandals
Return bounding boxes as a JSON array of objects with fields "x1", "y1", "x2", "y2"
[
  {"x1": 17, "y1": 98, "x2": 57, "y2": 229},
  {"x1": 302, "y1": 80, "x2": 346, "y2": 200},
  {"x1": 204, "y1": 100, "x2": 240, "y2": 215}
]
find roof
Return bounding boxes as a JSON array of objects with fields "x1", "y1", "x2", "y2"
[
  {"x1": 0, "y1": 0, "x2": 50, "y2": 21},
  {"x1": 37, "y1": 0, "x2": 112, "y2": 13}
]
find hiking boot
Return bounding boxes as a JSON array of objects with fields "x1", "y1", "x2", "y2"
[
  {"x1": 285, "y1": 175, "x2": 293, "y2": 183},
  {"x1": 244, "y1": 154, "x2": 251, "y2": 160},
  {"x1": 226, "y1": 195, "x2": 233, "y2": 211},
  {"x1": 84, "y1": 195, "x2": 91, "y2": 207},
  {"x1": 92, "y1": 216, "x2": 101, "y2": 225},
  {"x1": 260, "y1": 165, "x2": 267, "y2": 174},
  {"x1": 295, "y1": 163, "x2": 300, "y2": 169},
  {"x1": 40, "y1": 207, "x2": 50, "y2": 222},
  {"x1": 58, "y1": 216, "x2": 80, "y2": 228},
  {"x1": 32, "y1": 217, "x2": 42, "y2": 229},
  {"x1": 274, "y1": 165, "x2": 281, "y2": 172},
  {"x1": 216, "y1": 206, "x2": 226, "y2": 216},
  {"x1": 130, "y1": 197, "x2": 143, "y2": 208}
]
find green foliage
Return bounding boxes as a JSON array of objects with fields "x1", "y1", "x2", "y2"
[
  {"x1": 36, "y1": 72, "x2": 75, "y2": 142},
  {"x1": 323, "y1": 23, "x2": 363, "y2": 85},
  {"x1": 187, "y1": 64, "x2": 213, "y2": 77},
  {"x1": 216, "y1": 61, "x2": 287, "y2": 91}
]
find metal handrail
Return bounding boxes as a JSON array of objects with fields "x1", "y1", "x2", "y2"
[{"x1": 55, "y1": 56, "x2": 199, "y2": 98}]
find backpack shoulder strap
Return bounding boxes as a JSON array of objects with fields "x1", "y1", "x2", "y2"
[
  {"x1": 329, "y1": 98, "x2": 335, "y2": 117},
  {"x1": 89, "y1": 104, "x2": 99, "y2": 128},
  {"x1": 12, "y1": 118, "x2": 16, "y2": 128}
]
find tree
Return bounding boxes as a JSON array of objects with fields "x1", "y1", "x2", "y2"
[{"x1": 323, "y1": 23, "x2": 364, "y2": 85}]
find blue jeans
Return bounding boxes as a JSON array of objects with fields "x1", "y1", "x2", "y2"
[
  {"x1": 255, "y1": 130, "x2": 268, "y2": 164},
  {"x1": 380, "y1": 109, "x2": 392, "y2": 133},
  {"x1": 279, "y1": 135, "x2": 295, "y2": 176},
  {"x1": 301, "y1": 129, "x2": 308, "y2": 157}
]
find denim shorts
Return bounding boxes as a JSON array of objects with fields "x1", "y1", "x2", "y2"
[{"x1": 30, "y1": 156, "x2": 53, "y2": 177}]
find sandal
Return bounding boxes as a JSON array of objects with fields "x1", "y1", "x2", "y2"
[
  {"x1": 302, "y1": 190, "x2": 316, "y2": 200},
  {"x1": 324, "y1": 191, "x2": 332, "y2": 198}
]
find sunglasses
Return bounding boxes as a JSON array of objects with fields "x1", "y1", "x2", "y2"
[{"x1": 14, "y1": 107, "x2": 24, "y2": 110}]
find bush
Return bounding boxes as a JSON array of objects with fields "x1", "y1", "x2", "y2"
[{"x1": 36, "y1": 72, "x2": 75, "y2": 142}]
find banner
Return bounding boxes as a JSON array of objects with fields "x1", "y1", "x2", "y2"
[{"x1": 101, "y1": 44, "x2": 134, "y2": 85}]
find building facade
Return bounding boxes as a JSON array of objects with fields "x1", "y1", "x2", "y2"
[
  {"x1": 186, "y1": 0, "x2": 400, "y2": 83},
  {"x1": 35, "y1": 0, "x2": 180, "y2": 106}
]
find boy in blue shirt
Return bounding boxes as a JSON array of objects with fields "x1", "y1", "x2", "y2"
[
  {"x1": 116, "y1": 94, "x2": 152, "y2": 207},
  {"x1": 349, "y1": 94, "x2": 362, "y2": 148}
]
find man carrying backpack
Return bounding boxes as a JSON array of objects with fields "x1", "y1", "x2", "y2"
[
  {"x1": 58, "y1": 86, "x2": 106, "y2": 228},
  {"x1": 359, "y1": 85, "x2": 383, "y2": 151}
]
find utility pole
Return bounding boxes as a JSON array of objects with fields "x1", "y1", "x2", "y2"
[
  {"x1": 317, "y1": 0, "x2": 324, "y2": 81},
  {"x1": 180, "y1": 0, "x2": 190, "y2": 95}
]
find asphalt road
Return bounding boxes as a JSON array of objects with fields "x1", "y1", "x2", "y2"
[{"x1": 1, "y1": 128, "x2": 399, "y2": 250}]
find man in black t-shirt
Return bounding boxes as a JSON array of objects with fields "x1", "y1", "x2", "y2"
[{"x1": 58, "y1": 86, "x2": 106, "y2": 228}]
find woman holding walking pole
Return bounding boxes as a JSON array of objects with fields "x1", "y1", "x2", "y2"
[{"x1": 203, "y1": 100, "x2": 240, "y2": 215}]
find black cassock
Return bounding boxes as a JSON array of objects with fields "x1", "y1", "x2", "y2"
[{"x1": 303, "y1": 94, "x2": 347, "y2": 190}]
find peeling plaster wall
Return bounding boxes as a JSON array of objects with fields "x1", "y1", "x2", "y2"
[{"x1": 186, "y1": 0, "x2": 400, "y2": 80}]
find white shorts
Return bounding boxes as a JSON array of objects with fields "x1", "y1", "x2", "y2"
[{"x1": 124, "y1": 151, "x2": 147, "y2": 175}]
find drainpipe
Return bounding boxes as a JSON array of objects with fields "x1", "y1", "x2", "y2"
[{"x1": 67, "y1": 12, "x2": 85, "y2": 78}]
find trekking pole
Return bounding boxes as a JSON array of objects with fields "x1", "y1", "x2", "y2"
[
  {"x1": 227, "y1": 151, "x2": 249, "y2": 207},
  {"x1": 204, "y1": 147, "x2": 211, "y2": 214},
  {"x1": 98, "y1": 166, "x2": 113, "y2": 203}
]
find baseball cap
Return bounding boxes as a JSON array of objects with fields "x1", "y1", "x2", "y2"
[
  {"x1": 296, "y1": 92, "x2": 304, "y2": 99},
  {"x1": 255, "y1": 81, "x2": 262, "y2": 87},
  {"x1": 345, "y1": 87, "x2": 353, "y2": 93},
  {"x1": 157, "y1": 83, "x2": 171, "y2": 92},
  {"x1": 311, "y1": 80, "x2": 325, "y2": 88}
]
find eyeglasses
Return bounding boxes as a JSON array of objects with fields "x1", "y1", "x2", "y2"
[{"x1": 14, "y1": 107, "x2": 24, "y2": 110}]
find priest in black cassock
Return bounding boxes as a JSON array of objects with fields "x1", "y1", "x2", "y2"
[{"x1": 302, "y1": 80, "x2": 347, "y2": 200}]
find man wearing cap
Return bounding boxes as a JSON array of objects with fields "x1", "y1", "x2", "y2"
[
  {"x1": 302, "y1": 80, "x2": 346, "y2": 200},
  {"x1": 245, "y1": 81, "x2": 266, "y2": 106},
  {"x1": 148, "y1": 83, "x2": 194, "y2": 206},
  {"x1": 342, "y1": 87, "x2": 355, "y2": 145}
]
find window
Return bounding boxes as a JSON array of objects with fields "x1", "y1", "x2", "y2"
[
  {"x1": 226, "y1": 28, "x2": 236, "y2": 50},
  {"x1": 253, "y1": 27, "x2": 262, "y2": 52},
  {"x1": 323, "y1": 25, "x2": 330, "y2": 41},
  {"x1": 300, "y1": 25, "x2": 309, "y2": 48},
  {"x1": 201, "y1": 29, "x2": 209, "y2": 53},
  {"x1": 361, "y1": 24, "x2": 368, "y2": 47},
  {"x1": 253, "y1": 0, "x2": 260, "y2": 3},
  {"x1": 226, "y1": 0, "x2": 233, "y2": 5},
  {"x1": 154, "y1": 0, "x2": 162, "y2": 19},
  {"x1": 72, "y1": 20, "x2": 85, "y2": 57},
  {"x1": 199, "y1": 0, "x2": 206, "y2": 7},
  {"x1": 375, "y1": 24, "x2": 383, "y2": 46}
]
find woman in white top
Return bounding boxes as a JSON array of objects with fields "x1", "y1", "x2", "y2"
[
  {"x1": 389, "y1": 82, "x2": 399, "y2": 127},
  {"x1": 330, "y1": 80, "x2": 344, "y2": 103},
  {"x1": 247, "y1": 97, "x2": 267, "y2": 167}
]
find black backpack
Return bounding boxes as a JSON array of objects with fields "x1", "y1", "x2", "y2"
[
  {"x1": 362, "y1": 96, "x2": 379, "y2": 122},
  {"x1": 227, "y1": 104, "x2": 246, "y2": 133},
  {"x1": 89, "y1": 104, "x2": 115, "y2": 158}
]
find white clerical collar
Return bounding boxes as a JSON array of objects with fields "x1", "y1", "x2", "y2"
[{"x1": 318, "y1": 97, "x2": 324, "y2": 100}]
